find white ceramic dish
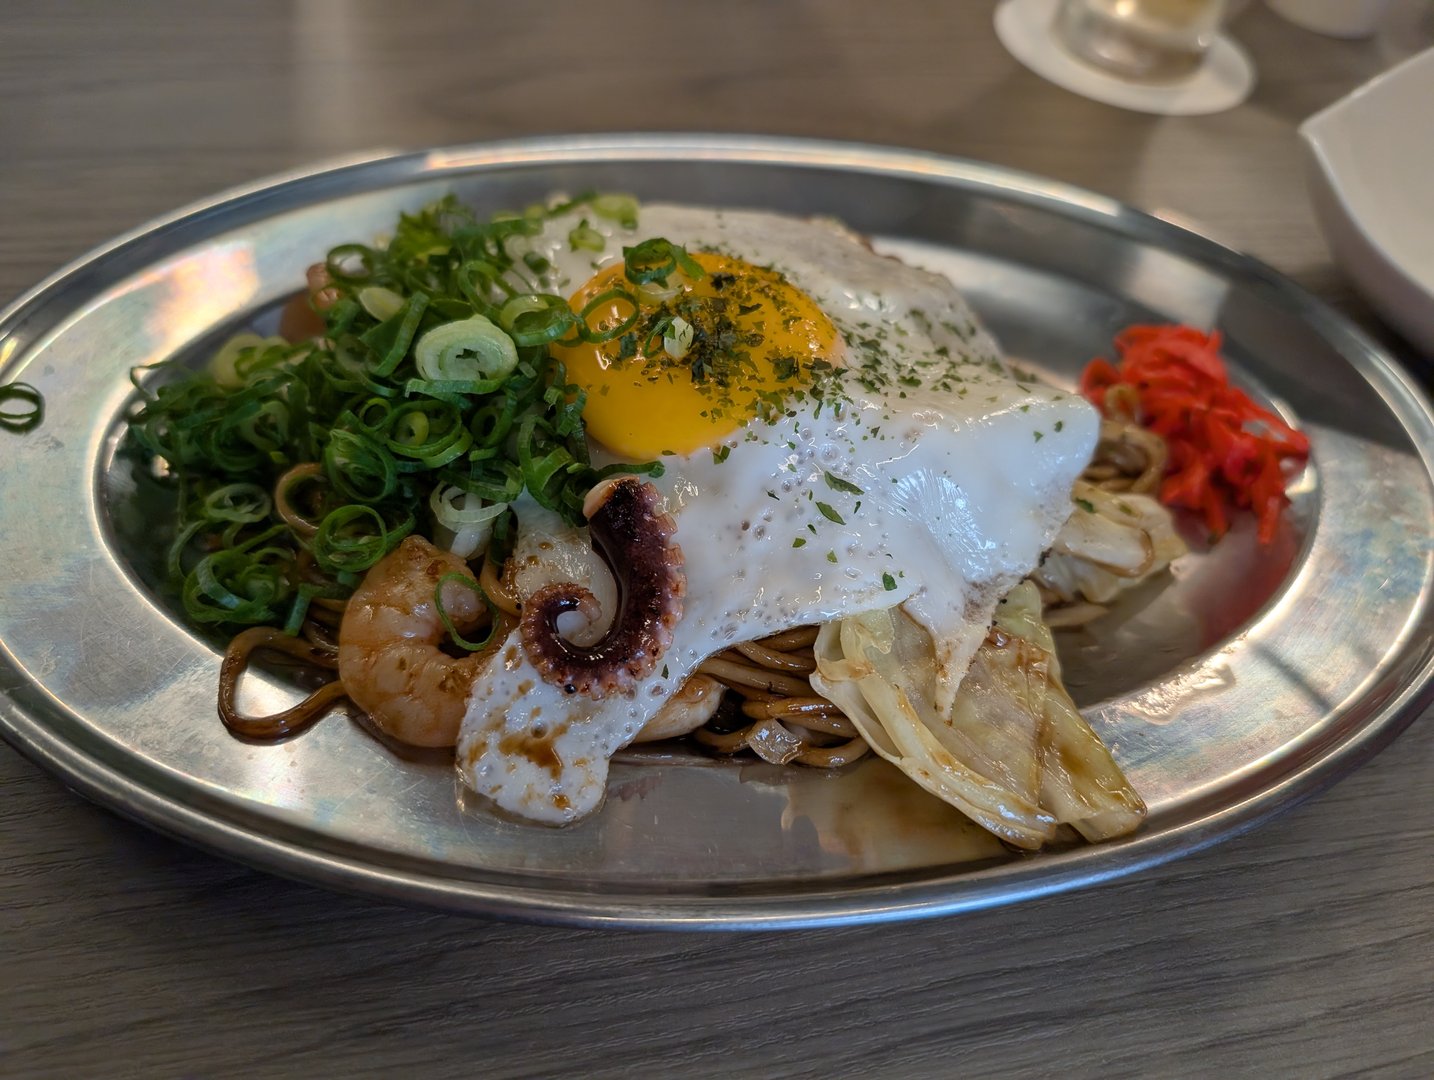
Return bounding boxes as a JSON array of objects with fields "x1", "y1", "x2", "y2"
[{"x1": 1300, "y1": 48, "x2": 1434, "y2": 356}]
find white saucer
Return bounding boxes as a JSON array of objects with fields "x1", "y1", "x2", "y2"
[{"x1": 995, "y1": 0, "x2": 1256, "y2": 116}]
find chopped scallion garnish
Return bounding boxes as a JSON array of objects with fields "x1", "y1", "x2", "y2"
[
  {"x1": 0, "y1": 382, "x2": 44, "y2": 434},
  {"x1": 126, "y1": 193, "x2": 663, "y2": 635}
]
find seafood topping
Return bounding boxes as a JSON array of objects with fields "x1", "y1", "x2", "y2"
[{"x1": 520, "y1": 476, "x2": 686, "y2": 697}]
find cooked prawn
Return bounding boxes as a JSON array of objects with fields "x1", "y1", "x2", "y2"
[{"x1": 338, "y1": 535, "x2": 500, "y2": 748}]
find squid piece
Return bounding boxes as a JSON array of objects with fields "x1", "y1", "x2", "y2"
[{"x1": 520, "y1": 476, "x2": 686, "y2": 697}]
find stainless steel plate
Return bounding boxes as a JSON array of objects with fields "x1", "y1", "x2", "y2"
[{"x1": 1, "y1": 136, "x2": 1431, "y2": 929}]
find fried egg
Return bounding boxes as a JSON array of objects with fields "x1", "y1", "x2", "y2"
[{"x1": 455, "y1": 202, "x2": 1098, "y2": 824}]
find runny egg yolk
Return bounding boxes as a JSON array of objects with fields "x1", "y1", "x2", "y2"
[{"x1": 552, "y1": 251, "x2": 841, "y2": 458}]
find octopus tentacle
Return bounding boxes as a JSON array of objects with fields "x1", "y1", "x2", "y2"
[{"x1": 520, "y1": 476, "x2": 685, "y2": 697}]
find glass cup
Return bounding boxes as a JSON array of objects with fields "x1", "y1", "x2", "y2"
[{"x1": 1053, "y1": 0, "x2": 1230, "y2": 82}]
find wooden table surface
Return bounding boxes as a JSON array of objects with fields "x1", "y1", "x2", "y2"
[{"x1": 3, "y1": 3, "x2": 1432, "y2": 1077}]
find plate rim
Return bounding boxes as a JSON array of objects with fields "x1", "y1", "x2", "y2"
[{"x1": 2, "y1": 133, "x2": 1432, "y2": 930}]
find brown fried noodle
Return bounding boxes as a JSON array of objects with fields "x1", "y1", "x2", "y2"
[
  {"x1": 273, "y1": 462, "x2": 327, "y2": 539},
  {"x1": 219, "y1": 626, "x2": 348, "y2": 739},
  {"x1": 479, "y1": 555, "x2": 521, "y2": 616},
  {"x1": 1084, "y1": 418, "x2": 1166, "y2": 495},
  {"x1": 694, "y1": 631, "x2": 871, "y2": 768}
]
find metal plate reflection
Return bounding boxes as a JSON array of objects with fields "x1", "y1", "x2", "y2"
[{"x1": 0, "y1": 137, "x2": 1430, "y2": 928}]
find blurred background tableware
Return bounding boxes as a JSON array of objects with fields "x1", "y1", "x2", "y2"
[
  {"x1": 1054, "y1": 0, "x2": 1231, "y2": 79},
  {"x1": 995, "y1": 0, "x2": 1255, "y2": 113},
  {"x1": 1267, "y1": 0, "x2": 1393, "y2": 38},
  {"x1": 1300, "y1": 47, "x2": 1434, "y2": 356}
]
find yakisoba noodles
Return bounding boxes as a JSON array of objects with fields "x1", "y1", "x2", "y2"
[{"x1": 139, "y1": 193, "x2": 1189, "y2": 846}]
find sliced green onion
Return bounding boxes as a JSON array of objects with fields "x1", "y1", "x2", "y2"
[
  {"x1": 590, "y1": 194, "x2": 639, "y2": 229},
  {"x1": 233, "y1": 398, "x2": 291, "y2": 457},
  {"x1": 231, "y1": 523, "x2": 290, "y2": 554},
  {"x1": 126, "y1": 192, "x2": 673, "y2": 636},
  {"x1": 496, "y1": 295, "x2": 548, "y2": 327},
  {"x1": 434, "y1": 572, "x2": 501, "y2": 652},
  {"x1": 428, "y1": 297, "x2": 475, "y2": 322},
  {"x1": 384, "y1": 402, "x2": 473, "y2": 468},
  {"x1": 324, "y1": 428, "x2": 398, "y2": 503},
  {"x1": 568, "y1": 221, "x2": 606, "y2": 252},
  {"x1": 360, "y1": 292, "x2": 430, "y2": 377},
  {"x1": 312, "y1": 504, "x2": 396, "y2": 575},
  {"x1": 314, "y1": 341, "x2": 370, "y2": 395},
  {"x1": 358, "y1": 285, "x2": 406, "y2": 321},
  {"x1": 390, "y1": 409, "x2": 429, "y2": 447},
  {"x1": 498, "y1": 294, "x2": 577, "y2": 348},
  {"x1": 467, "y1": 398, "x2": 517, "y2": 449},
  {"x1": 663, "y1": 316, "x2": 695, "y2": 360},
  {"x1": 592, "y1": 459, "x2": 664, "y2": 482},
  {"x1": 623, "y1": 238, "x2": 676, "y2": 285},
  {"x1": 577, "y1": 288, "x2": 640, "y2": 344},
  {"x1": 282, "y1": 588, "x2": 315, "y2": 636},
  {"x1": 234, "y1": 341, "x2": 302, "y2": 381},
  {"x1": 203, "y1": 483, "x2": 272, "y2": 523},
  {"x1": 414, "y1": 315, "x2": 519, "y2": 384},
  {"x1": 623, "y1": 237, "x2": 705, "y2": 286},
  {"x1": 456, "y1": 259, "x2": 516, "y2": 310},
  {"x1": 672, "y1": 246, "x2": 706, "y2": 280},
  {"x1": 445, "y1": 462, "x2": 522, "y2": 505},
  {"x1": 183, "y1": 547, "x2": 293, "y2": 625},
  {"x1": 323, "y1": 295, "x2": 362, "y2": 337},
  {"x1": 430, "y1": 484, "x2": 508, "y2": 529},
  {"x1": 353, "y1": 398, "x2": 394, "y2": 431},
  {"x1": 635, "y1": 279, "x2": 681, "y2": 306},
  {"x1": 0, "y1": 382, "x2": 45, "y2": 433},
  {"x1": 403, "y1": 377, "x2": 504, "y2": 401},
  {"x1": 431, "y1": 485, "x2": 505, "y2": 559},
  {"x1": 324, "y1": 243, "x2": 380, "y2": 285},
  {"x1": 165, "y1": 519, "x2": 207, "y2": 580},
  {"x1": 208, "y1": 333, "x2": 285, "y2": 389}
]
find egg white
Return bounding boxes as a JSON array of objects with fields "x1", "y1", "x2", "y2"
[{"x1": 455, "y1": 204, "x2": 1098, "y2": 824}]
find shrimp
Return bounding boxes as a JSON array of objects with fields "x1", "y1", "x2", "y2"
[
  {"x1": 278, "y1": 262, "x2": 340, "y2": 343},
  {"x1": 338, "y1": 535, "x2": 498, "y2": 748}
]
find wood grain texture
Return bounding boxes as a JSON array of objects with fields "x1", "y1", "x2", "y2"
[{"x1": 2, "y1": 2, "x2": 1431, "y2": 1077}]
